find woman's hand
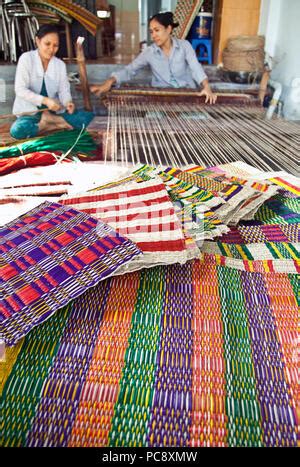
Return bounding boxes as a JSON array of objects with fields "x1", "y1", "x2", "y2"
[
  {"x1": 90, "y1": 77, "x2": 116, "y2": 97},
  {"x1": 65, "y1": 101, "x2": 75, "y2": 114},
  {"x1": 42, "y1": 97, "x2": 61, "y2": 112},
  {"x1": 199, "y1": 87, "x2": 217, "y2": 104},
  {"x1": 199, "y1": 79, "x2": 217, "y2": 104}
]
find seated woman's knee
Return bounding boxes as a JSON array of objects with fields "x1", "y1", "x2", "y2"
[{"x1": 10, "y1": 118, "x2": 38, "y2": 139}]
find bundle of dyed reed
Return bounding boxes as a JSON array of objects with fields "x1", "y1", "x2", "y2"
[{"x1": 0, "y1": 129, "x2": 97, "y2": 160}]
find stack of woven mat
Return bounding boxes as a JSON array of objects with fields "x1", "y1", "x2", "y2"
[{"x1": 1, "y1": 161, "x2": 299, "y2": 447}]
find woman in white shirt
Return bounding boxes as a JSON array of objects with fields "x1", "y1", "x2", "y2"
[
  {"x1": 91, "y1": 12, "x2": 216, "y2": 104},
  {"x1": 10, "y1": 24, "x2": 94, "y2": 140}
]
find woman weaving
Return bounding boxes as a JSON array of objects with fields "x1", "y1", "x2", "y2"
[
  {"x1": 10, "y1": 24, "x2": 94, "y2": 140},
  {"x1": 91, "y1": 12, "x2": 217, "y2": 105}
]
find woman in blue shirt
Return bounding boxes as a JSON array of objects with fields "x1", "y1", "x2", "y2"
[
  {"x1": 91, "y1": 12, "x2": 216, "y2": 104},
  {"x1": 10, "y1": 24, "x2": 94, "y2": 140}
]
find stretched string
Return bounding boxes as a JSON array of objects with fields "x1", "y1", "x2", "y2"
[{"x1": 104, "y1": 96, "x2": 299, "y2": 175}]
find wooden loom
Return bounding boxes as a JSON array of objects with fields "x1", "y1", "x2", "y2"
[{"x1": 98, "y1": 87, "x2": 299, "y2": 176}]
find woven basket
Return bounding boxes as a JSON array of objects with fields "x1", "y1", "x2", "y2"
[
  {"x1": 222, "y1": 48, "x2": 265, "y2": 72},
  {"x1": 227, "y1": 35, "x2": 265, "y2": 52}
]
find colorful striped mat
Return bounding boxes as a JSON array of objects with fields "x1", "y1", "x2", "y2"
[
  {"x1": 211, "y1": 190, "x2": 299, "y2": 249},
  {"x1": 181, "y1": 166, "x2": 279, "y2": 224},
  {"x1": 1, "y1": 258, "x2": 298, "y2": 447},
  {"x1": 0, "y1": 201, "x2": 141, "y2": 346},
  {"x1": 215, "y1": 224, "x2": 299, "y2": 245},
  {"x1": 204, "y1": 240, "x2": 300, "y2": 262},
  {"x1": 201, "y1": 186, "x2": 300, "y2": 274},
  {"x1": 60, "y1": 178, "x2": 200, "y2": 272},
  {"x1": 253, "y1": 191, "x2": 300, "y2": 225},
  {"x1": 1, "y1": 162, "x2": 299, "y2": 447},
  {"x1": 132, "y1": 165, "x2": 229, "y2": 242},
  {"x1": 216, "y1": 161, "x2": 300, "y2": 197},
  {"x1": 270, "y1": 177, "x2": 300, "y2": 197}
]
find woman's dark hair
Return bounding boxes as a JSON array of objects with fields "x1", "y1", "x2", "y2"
[
  {"x1": 36, "y1": 24, "x2": 59, "y2": 39},
  {"x1": 149, "y1": 11, "x2": 179, "y2": 29}
]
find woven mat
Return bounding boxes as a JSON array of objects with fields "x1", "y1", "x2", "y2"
[
  {"x1": 202, "y1": 188, "x2": 300, "y2": 273},
  {"x1": 61, "y1": 177, "x2": 201, "y2": 272},
  {"x1": 217, "y1": 162, "x2": 300, "y2": 197},
  {"x1": 1, "y1": 257, "x2": 298, "y2": 447},
  {"x1": 173, "y1": 0, "x2": 204, "y2": 40},
  {"x1": 0, "y1": 123, "x2": 16, "y2": 147},
  {"x1": 1, "y1": 164, "x2": 299, "y2": 447},
  {"x1": 180, "y1": 165, "x2": 279, "y2": 225},
  {"x1": 132, "y1": 165, "x2": 229, "y2": 242},
  {"x1": 0, "y1": 201, "x2": 141, "y2": 346}
]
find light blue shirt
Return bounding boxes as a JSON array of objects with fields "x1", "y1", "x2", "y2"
[{"x1": 111, "y1": 38, "x2": 207, "y2": 89}]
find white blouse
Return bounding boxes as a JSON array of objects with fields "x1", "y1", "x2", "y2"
[{"x1": 12, "y1": 49, "x2": 72, "y2": 115}]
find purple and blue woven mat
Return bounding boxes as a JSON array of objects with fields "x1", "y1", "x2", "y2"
[{"x1": 0, "y1": 201, "x2": 141, "y2": 346}]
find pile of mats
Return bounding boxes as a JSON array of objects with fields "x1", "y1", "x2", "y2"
[{"x1": 0, "y1": 161, "x2": 299, "y2": 447}]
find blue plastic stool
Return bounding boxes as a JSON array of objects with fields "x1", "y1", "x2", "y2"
[{"x1": 191, "y1": 38, "x2": 213, "y2": 64}]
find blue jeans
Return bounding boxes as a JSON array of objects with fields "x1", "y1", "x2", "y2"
[{"x1": 10, "y1": 110, "x2": 95, "y2": 140}]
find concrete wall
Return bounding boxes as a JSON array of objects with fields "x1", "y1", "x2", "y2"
[
  {"x1": 110, "y1": 0, "x2": 140, "y2": 55},
  {"x1": 259, "y1": 0, "x2": 300, "y2": 119},
  {"x1": 258, "y1": 0, "x2": 281, "y2": 57},
  {"x1": 161, "y1": 0, "x2": 178, "y2": 11},
  {"x1": 217, "y1": 0, "x2": 261, "y2": 64}
]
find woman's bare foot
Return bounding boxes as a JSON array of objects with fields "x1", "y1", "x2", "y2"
[{"x1": 39, "y1": 111, "x2": 73, "y2": 134}]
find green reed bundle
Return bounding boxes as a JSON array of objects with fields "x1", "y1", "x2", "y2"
[{"x1": 0, "y1": 129, "x2": 97, "y2": 160}]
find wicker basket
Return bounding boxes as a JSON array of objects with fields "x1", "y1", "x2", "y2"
[
  {"x1": 222, "y1": 48, "x2": 265, "y2": 72},
  {"x1": 227, "y1": 35, "x2": 265, "y2": 52}
]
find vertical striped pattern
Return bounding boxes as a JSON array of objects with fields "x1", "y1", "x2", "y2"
[
  {"x1": 217, "y1": 267, "x2": 263, "y2": 446},
  {"x1": 1, "y1": 261, "x2": 298, "y2": 447},
  {"x1": 108, "y1": 267, "x2": 166, "y2": 447},
  {"x1": 240, "y1": 271, "x2": 297, "y2": 446},
  {"x1": 1, "y1": 306, "x2": 70, "y2": 446},
  {"x1": 26, "y1": 284, "x2": 111, "y2": 447},
  {"x1": 189, "y1": 260, "x2": 227, "y2": 447},
  {"x1": 263, "y1": 272, "x2": 299, "y2": 445},
  {"x1": 68, "y1": 274, "x2": 140, "y2": 447},
  {"x1": 147, "y1": 263, "x2": 194, "y2": 447}
]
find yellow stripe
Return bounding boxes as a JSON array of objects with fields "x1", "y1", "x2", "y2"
[
  {"x1": 270, "y1": 243, "x2": 284, "y2": 259},
  {"x1": 270, "y1": 178, "x2": 300, "y2": 196},
  {"x1": 215, "y1": 254, "x2": 222, "y2": 265},
  {"x1": 283, "y1": 243, "x2": 298, "y2": 260},
  {"x1": 223, "y1": 243, "x2": 232, "y2": 257},
  {"x1": 225, "y1": 185, "x2": 239, "y2": 196},
  {"x1": 236, "y1": 245, "x2": 249, "y2": 260}
]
